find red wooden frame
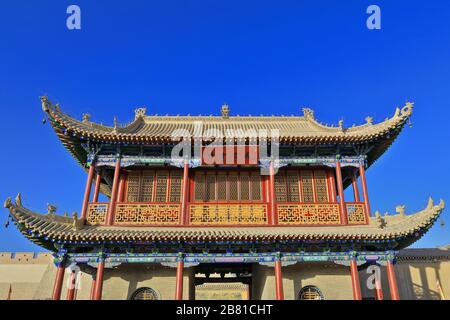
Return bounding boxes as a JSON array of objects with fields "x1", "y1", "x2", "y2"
[
  {"x1": 189, "y1": 169, "x2": 265, "y2": 203},
  {"x1": 87, "y1": 164, "x2": 370, "y2": 227}
]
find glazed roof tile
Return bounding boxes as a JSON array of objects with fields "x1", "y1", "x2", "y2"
[{"x1": 4, "y1": 194, "x2": 444, "y2": 250}]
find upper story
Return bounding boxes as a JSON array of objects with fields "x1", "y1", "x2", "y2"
[
  {"x1": 39, "y1": 96, "x2": 414, "y2": 228},
  {"x1": 4, "y1": 97, "x2": 445, "y2": 252}
]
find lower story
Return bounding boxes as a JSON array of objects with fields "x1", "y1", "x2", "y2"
[{"x1": 1, "y1": 247, "x2": 449, "y2": 300}]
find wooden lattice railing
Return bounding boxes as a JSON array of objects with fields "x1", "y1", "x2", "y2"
[
  {"x1": 114, "y1": 203, "x2": 180, "y2": 225},
  {"x1": 346, "y1": 203, "x2": 367, "y2": 225},
  {"x1": 86, "y1": 203, "x2": 109, "y2": 225},
  {"x1": 189, "y1": 203, "x2": 268, "y2": 225},
  {"x1": 277, "y1": 203, "x2": 341, "y2": 225},
  {"x1": 86, "y1": 201, "x2": 367, "y2": 226}
]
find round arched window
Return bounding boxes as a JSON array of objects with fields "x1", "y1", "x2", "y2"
[
  {"x1": 298, "y1": 286, "x2": 324, "y2": 300},
  {"x1": 130, "y1": 287, "x2": 159, "y2": 300}
]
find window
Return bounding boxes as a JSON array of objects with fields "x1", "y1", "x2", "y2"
[
  {"x1": 125, "y1": 169, "x2": 183, "y2": 203},
  {"x1": 130, "y1": 287, "x2": 159, "y2": 300},
  {"x1": 193, "y1": 171, "x2": 262, "y2": 202},
  {"x1": 298, "y1": 286, "x2": 324, "y2": 300},
  {"x1": 275, "y1": 169, "x2": 330, "y2": 203}
]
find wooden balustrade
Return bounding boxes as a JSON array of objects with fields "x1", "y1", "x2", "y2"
[
  {"x1": 86, "y1": 203, "x2": 109, "y2": 225},
  {"x1": 86, "y1": 201, "x2": 367, "y2": 226},
  {"x1": 189, "y1": 203, "x2": 268, "y2": 225},
  {"x1": 277, "y1": 203, "x2": 341, "y2": 225},
  {"x1": 346, "y1": 202, "x2": 368, "y2": 225},
  {"x1": 114, "y1": 203, "x2": 180, "y2": 225}
]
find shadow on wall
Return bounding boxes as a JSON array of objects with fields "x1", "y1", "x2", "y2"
[{"x1": 398, "y1": 262, "x2": 443, "y2": 300}]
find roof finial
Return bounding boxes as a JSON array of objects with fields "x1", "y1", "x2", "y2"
[
  {"x1": 47, "y1": 203, "x2": 57, "y2": 215},
  {"x1": 395, "y1": 205, "x2": 406, "y2": 217},
  {"x1": 135, "y1": 107, "x2": 147, "y2": 120},
  {"x1": 365, "y1": 116, "x2": 373, "y2": 125},
  {"x1": 82, "y1": 113, "x2": 91, "y2": 123},
  {"x1": 113, "y1": 116, "x2": 118, "y2": 132},
  {"x1": 221, "y1": 103, "x2": 229, "y2": 119},
  {"x1": 302, "y1": 107, "x2": 315, "y2": 120},
  {"x1": 40, "y1": 96, "x2": 50, "y2": 112}
]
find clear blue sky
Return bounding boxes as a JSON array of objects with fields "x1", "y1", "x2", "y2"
[{"x1": 0, "y1": 0, "x2": 449, "y2": 252}]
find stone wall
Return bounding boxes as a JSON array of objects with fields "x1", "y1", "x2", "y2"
[
  {"x1": 0, "y1": 252, "x2": 193, "y2": 300},
  {"x1": 252, "y1": 262, "x2": 354, "y2": 300}
]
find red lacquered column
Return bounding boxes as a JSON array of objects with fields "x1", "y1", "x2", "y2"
[
  {"x1": 93, "y1": 259, "x2": 105, "y2": 300},
  {"x1": 274, "y1": 255, "x2": 284, "y2": 300},
  {"x1": 269, "y1": 161, "x2": 277, "y2": 225},
  {"x1": 335, "y1": 161, "x2": 348, "y2": 224},
  {"x1": 92, "y1": 170, "x2": 102, "y2": 203},
  {"x1": 387, "y1": 260, "x2": 400, "y2": 300},
  {"x1": 350, "y1": 258, "x2": 362, "y2": 300},
  {"x1": 106, "y1": 157, "x2": 121, "y2": 225},
  {"x1": 175, "y1": 254, "x2": 184, "y2": 300},
  {"x1": 117, "y1": 171, "x2": 126, "y2": 202},
  {"x1": 66, "y1": 270, "x2": 76, "y2": 300},
  {"x1": 180, "y1": 160, "x2": 189, "y2": 225},
  {"x1": 328, "y1": 170, "x2": 337, "y2": 202},
  {"x1": 351, "y1": 169, "x2": 360, "y2": 202},
  {"x1": 81, "y1": 164, "x2": 96, "y2": 220},
  {"x1": 359, "y1": 162, "x2": 371, "y2": 217},
  {"x1": 52, "y1": 261, "x2": 66, "y2": 300}
]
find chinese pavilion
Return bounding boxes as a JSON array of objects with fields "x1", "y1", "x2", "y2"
[{"x1": 3, "y1": 97, "x2": 445, "y2": 300}]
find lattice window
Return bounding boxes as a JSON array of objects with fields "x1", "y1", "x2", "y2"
[
  {"x1": 287, "y1": 172, "x2": 300, "y2": 202},
  {"x1": 130, "y1": 287, "x2": 159, "y2": 300},
  {"x1": 194, "y1": 173, "x2": 206, "y2": 201},
  {"x1": 169, "y1": 171, "x2": 182, "y2": 202},
  {"x1": 126, "y1": 172, "x2": 141, "y2": 202},
  {"x1": 141, "y1": 171, "x2": 155, "y2": 202},
  {"x1": 228, "y1": 174, "x2": 239, "y2": 200},
  {"x1": 240, "y1": 173, "x2": 250, "y2": 201},
  {"x1": 314, "y1": 170, "x2": 329, "y2": 202},
  {"x1": 301, "y1": 170, "x2": 314, "y2": 203},
  {"x1": 126, "y1": 170, "x2": 182, "y2": 203},
  {"x1": 251, "y1": 175, "x2": 261, "y2": 200},
  {"x1": 205, "y1": 174, "x2": 216, "y2": 201},
  {"x1": 155, "y1": 171, "x2": 168, "y2": 202},
  {"x1": 275, "y1": 175, "x2": 287, "y2": 202},
  {"x1": 298, "y1": 286, "x2": 324, "y2": 300},
  {"x1": 217, "y1": 174, "x2": 227, "y2": 200},
  {"x1": 193, "y1": 171, "x2": 263, "y2": 202}
]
